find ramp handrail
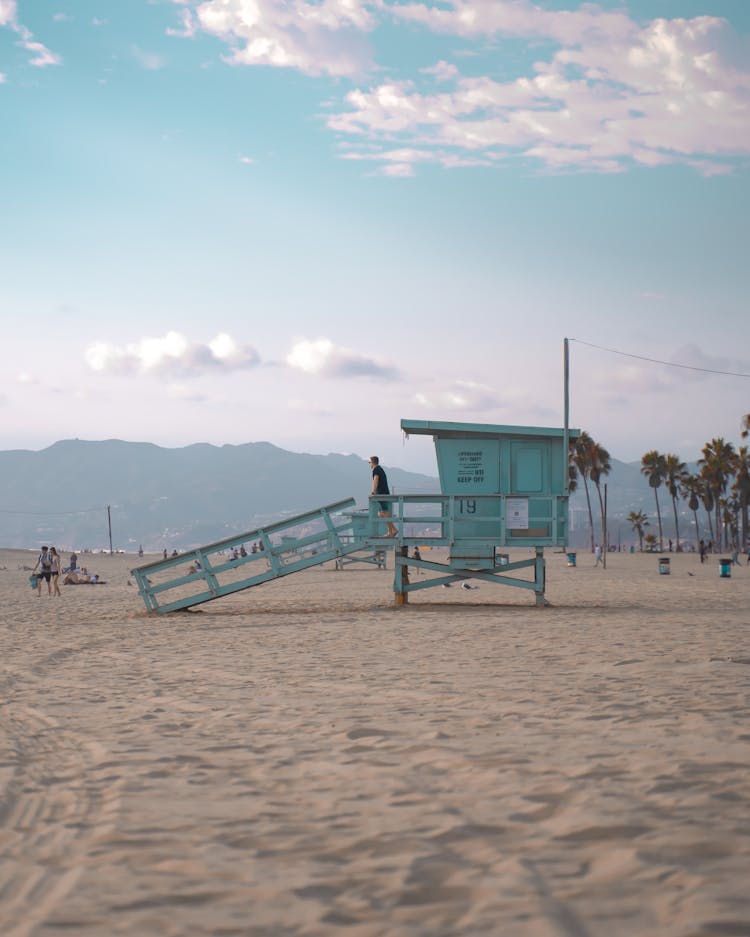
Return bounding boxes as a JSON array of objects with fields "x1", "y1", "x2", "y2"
[{"x1": 132, "y1": 497, "x2": 359, "y2": 613}]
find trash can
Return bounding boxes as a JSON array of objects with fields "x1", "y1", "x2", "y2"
[
  {"x1": 719, "y1": 558, "x2": 732, "y2": 578},
  {"x1": 567, "y1": 552, "x2": 577, "y2": 567},
  {"x1": 658, "y1": 557, "x2": 670, "y2": 575}
]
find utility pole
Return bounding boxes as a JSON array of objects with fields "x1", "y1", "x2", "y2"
[
  {"x1": 564, "y1": 337, "x2": 570, "y2": 495},
  {"x1": 107, "y1": 505, "x2": 113, "y2": 555}
]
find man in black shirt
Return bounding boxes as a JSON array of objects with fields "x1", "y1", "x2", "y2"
[{"x1": 369, "y1": 456, "x2": 397, "y2": 537}]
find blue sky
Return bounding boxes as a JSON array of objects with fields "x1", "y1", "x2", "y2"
[{"x1": 1, "y1": 0, "x2": 749, "y2": 475}]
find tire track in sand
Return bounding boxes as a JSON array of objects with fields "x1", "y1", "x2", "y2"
[{"x1": 0, "y1": 704, "x2": 122, "y2": 937}]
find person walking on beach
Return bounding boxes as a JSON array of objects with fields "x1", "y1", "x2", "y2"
[
  {"x1": 32, "y1": 545, "x2": 52, "y2": 596},
  {"x1": 594, "y1": 543, "x2": 603, "y2": 566},
  {"x1": 699, "y1": 539, "x2": 706, "y2": 563},
  {"x1": 413, "y1": 545, "x2": 422, "y2": 574},
  {"x1": 49, "y1": 547, "x2": 62, "y2": 596},
  {"x1": 369, "y1": 456, "x2": 397, "y2": 537}
]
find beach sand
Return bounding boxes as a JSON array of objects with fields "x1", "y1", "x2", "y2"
[{"x1": 1, "y1": 547, "x2": 749, "y2": 936}]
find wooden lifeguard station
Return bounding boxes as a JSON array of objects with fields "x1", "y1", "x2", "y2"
[
  {"x1": 131, "y1": 406, "x2": 578, "y2": 611},
  {"x1": 376, "y1": 419, "x2": 579, "y2": 605}
]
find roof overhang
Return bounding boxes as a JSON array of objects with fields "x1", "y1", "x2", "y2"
[{"x1": 401, "y1": 419, "x2": 580, "y2": 440}]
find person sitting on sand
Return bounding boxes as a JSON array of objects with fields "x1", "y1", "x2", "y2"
[{"x1": 64, "y1": 567, "x2": 104, "y2": 584}]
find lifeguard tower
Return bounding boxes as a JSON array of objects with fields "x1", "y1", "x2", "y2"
[
  {"x1": 367, "y1": 419, "x2": 579, "y2": 605},
  {"x1": 131, "y1": 421, "x2": 578, "y2": 613}
]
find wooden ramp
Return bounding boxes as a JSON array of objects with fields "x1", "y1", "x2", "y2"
[{"x1": 131, "y1": 498, "x2": 368, "y2": 613}]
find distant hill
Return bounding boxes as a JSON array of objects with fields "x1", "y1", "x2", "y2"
[
  {"x1": 0, "y1": 439, "x2": 438, "y2": 551},
  {"x1": 0, "y1": 439, "x2": 698, "y2": 552}
]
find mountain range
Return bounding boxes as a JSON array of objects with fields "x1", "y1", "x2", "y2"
[
  {"x1": 0, "y1": 439, "x2": 437, "y2": 552},
  {"x1": 0, "y1": 439, "x2": 691, "y2": 552}
]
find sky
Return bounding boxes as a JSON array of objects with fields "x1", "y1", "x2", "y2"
[{"x1": 1, "y1": 0, "x2": 749, "y2": 476}]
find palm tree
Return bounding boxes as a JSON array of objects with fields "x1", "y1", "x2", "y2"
[
  {"x1": 720, "y1": 496, "x2": 739, "y2": 550},
  {"x1": 680, "y1": 473, "x2": 703, "y2": 548},
  {"x1": 732, "y1": 445, "x2": 750, "y2": 549},
  {"x1": 700, "y1": 483, "x2": 715, "y2": 549},
  {"x1": 627, "y1": 510, "x2": 649, "y2": 551},
  {"x1": 663, "y1": 453, "x2": 687, "y2": 550},
  {"x1": 644, "y1": 533, "x2": 658, "y2": 552},
  {"x1": 588, "y1": 441, "x2": 611, "y2": 553},
  {"x1": 699, "y1": 438, "x2": 737, "y2": 550},
  {"x1": 641, "y1": 450, "x2": 666, "y2": 551},
  {"x1": 572, "y1": 431, "x2": 596, "y2": 552}
]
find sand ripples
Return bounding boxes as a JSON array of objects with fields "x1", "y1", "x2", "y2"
[{"x1": 0, "y1": 549, "x2": 749, "y2": 934}]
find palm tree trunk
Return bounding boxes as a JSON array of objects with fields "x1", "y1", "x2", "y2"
[
  {"x1": 715, "y1": 502, "x2": 722, "y2": 550},
  {"x1": 653, "y1": 489, "x2": 663, "y2": 551},
  {"x1": 705, "y1": 508, "x2": 715, "y2": 548},
  {"x1": 582, "y1": 478, "x2": 595, "y2": 552},
  {"x1": 671, "y1": 494, "x2": 680, "y2": 550},
  {"x1": 594, "y1": 482, "x2": 606, "y2": 553},
  {"x1": 692, "y1": 509, "x2": 700, "y2": 548}
]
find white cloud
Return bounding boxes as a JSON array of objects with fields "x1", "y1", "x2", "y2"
[
  {"x1": 23, "y1": 39, "x2": 61, "y2": 66},
  {"x1": 0, "y1": 0, "x2": 16, "y2": 27},
  {"x1": 191, "y1": 0, "x2": 375, "y2": 77},
  {"x1": 166, "y1": 7, "x2": 197, "y2": 38},
  {"x1": 0, "y1": 4, "x2": 61, "y2": 67},
  {"x1": 132, "y1": 46, "x2": 166, "y2": 70},
  {"x1": 414, "y1": 379, "x2": 499, "y2": 411},
  {"x1": 160, "y1": 1, "x2": 750, "y2": 175},
  {"x1": 584, "y1": 342, "x2": 750, "y2": 406},
  {"x1": 421, "y1": 60, "x2": 458, "y2": 82},
  {"x1": 328, "y1": 11, "x2": 750, "y2": 174},
  {"x1": 286, "y1": 337, "x2": 400, "y2": 379},
  {"x1": 389, "y1": 0, "x2": 636, "y2": 45},
  {"x1": 84, "y1": 331, "x2": 261, "y2": 377},
  {"x1": 668, "y1": 343, "x2": 750, "y2": 380}
]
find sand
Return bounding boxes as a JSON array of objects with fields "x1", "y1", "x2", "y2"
[{"x1": 1, "y1": 546, "x2": 749, "y2": 936}]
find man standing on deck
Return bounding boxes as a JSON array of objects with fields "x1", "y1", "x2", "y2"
[{"x1": 369, "y1": 456, "x2": 397, "y2": 537}]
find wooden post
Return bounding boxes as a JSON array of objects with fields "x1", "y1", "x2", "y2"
[
  {"x1": 603, "y1": 484, "x2": 608, "y2": 569},
  {"x1": 534, "y1": 546, "x2": 546, "y2": 606},
  {"x1": 394, "y1": 546, "x2": 409, "y2": 605}
]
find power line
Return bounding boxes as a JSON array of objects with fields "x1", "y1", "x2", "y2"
[
  {"x1": 0, "y1": 506, "x2": 107, "y2": 516},
  {"x1": 569, "y1": 338, "x2": 750, "y2": 379}
]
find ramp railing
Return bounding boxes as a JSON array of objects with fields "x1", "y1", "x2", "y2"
[{"x1": 132, "y1": 498, "x2": 358, "y2": 613}]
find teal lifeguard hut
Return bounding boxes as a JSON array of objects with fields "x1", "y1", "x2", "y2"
[
  {"x1": 130, "y1": 420, "x2": 578, "y2": 613},
  {"x1": 380, "y1": 419, "x2": 579, "y2": 605}
]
